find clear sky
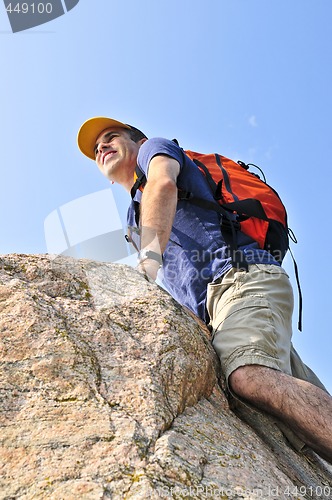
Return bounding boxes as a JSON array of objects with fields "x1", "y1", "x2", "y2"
[{"x1": 1, "y1": 0, "x2": 331, "y2": 392}]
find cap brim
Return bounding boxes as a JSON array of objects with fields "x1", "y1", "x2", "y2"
[{"x1": 77, "y1": 117, "x2": 131, "y2": 160}]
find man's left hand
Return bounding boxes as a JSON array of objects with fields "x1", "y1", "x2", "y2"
[{"x1": 136, "y1": 258, "x2": 161, "y2": 282}]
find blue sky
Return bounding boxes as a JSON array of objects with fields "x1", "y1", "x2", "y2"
[{"x1": 1, "y1": 0, "x2": 332, "y2": 391}]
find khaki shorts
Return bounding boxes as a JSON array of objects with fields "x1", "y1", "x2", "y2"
[{"x1": 207, "y1": 263, "x2": 327, "y2": 392}]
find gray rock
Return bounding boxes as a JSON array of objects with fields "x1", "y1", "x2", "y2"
[{"x1": 0, "y1": 254, "x2": 331, "y2": 499}]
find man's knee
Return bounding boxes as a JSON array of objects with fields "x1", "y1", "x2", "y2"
[
  {"x1": 229, "y1": 365, "x2": 253, "y2": 399},
  {"x1": 228, "y1": 364, "x2": 270, "y2": 401},
  {"x1": 229, "y1": 364, "x2": 292, "y2": 408}
]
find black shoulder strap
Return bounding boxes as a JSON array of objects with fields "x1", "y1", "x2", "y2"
[
  {"x1": 130, "y1": 166, "x2": 147, "y2": 199},
  {"x1": 192, "y1": 158, "x2": 219, "y2": 197}
]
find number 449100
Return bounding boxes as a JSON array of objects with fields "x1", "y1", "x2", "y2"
[{"x1": 6, "y1": 3, "x2": 53, "y2": 14}]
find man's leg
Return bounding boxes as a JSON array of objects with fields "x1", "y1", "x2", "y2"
[
  {"x1": 229, "y1": 364, "x2": 332, "y2": 463},
  {"x1": 207, "y1": 264, "x2": 332, "y2": 459}
]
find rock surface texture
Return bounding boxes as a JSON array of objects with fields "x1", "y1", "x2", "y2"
[{"x1": 0, "y1": 254, "x2": 331, "y2": 499}]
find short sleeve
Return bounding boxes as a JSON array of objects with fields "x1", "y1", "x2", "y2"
[{"x1": 137, "y1": 137, "x2": 184, "y2": 177}]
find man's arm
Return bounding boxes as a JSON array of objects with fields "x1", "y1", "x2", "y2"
[{"x1": 137, "y1": 154, "x2": 180, "y2": 280}]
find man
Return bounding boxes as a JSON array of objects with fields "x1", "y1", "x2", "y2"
[{"x1": 77, "y1": 116, "x2": 332, "y2": 462}]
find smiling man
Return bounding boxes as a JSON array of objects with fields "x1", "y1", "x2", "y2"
[
  {"x1": 95, "y1": 127, "x2": 147, "y2": 188},
  {"x1": 77, "y1": 116, "x2": 332, "y2": 463}
]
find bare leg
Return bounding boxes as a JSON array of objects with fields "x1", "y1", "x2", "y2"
[{"x1": 229, "y1": 365, "x2": 332, "y2": 463}]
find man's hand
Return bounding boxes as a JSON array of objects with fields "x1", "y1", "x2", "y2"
[
  {"x1": 136, "y1": 257, "x2": 161, "y2": 282},
  {"x1": 137, "y1": 248, "x2": 163, "y2": 282}
]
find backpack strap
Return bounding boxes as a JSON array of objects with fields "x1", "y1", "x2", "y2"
[
  {"x1": 129, "y1": 166, "x2": 147, "y2": 231},
  {"x1": 215, "y1": 154, "x2": 239, "y2": 201},
  {"x1": 131, "y1": 165, "x2": 147, "y2": 199},
  {"x1": 192, "y1": 158, "x2": 222, "y2": 199},
  {"x1": 184, "y1": 196, "x2": 248, "y2": 270},
  {"x1": 222, "y1": 198, "x2": 268, "y2": 221},
  {"x1": 177, "y1": 154, "x2": 248, "y2": 269}
]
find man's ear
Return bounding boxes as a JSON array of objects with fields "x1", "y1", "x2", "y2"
[{"x1": 138, "y1": 138, "x2": 148, "y2": 147}]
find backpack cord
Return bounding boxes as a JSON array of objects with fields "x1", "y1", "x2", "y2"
[
  {"x1": 242, "y1": 162, "x2": 267, "y2": 183},
  {"x1": 288, "y1": 245, "x2": 303, "y2": 332}
]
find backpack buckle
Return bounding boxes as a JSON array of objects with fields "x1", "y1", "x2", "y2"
[
  {"x1": 178, "y1": 189, "x2": 193, "y2": 201},
  {"x1": 220, "y1": 217, "x2": 241, "y2": 232}
]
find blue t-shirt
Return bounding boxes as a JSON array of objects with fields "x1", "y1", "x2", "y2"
[{"x1": 127, "y1": 138, "x2": 280, "y2": 322}]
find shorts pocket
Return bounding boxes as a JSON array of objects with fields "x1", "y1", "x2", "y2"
[
  {"x1": 206, "y1": 268, "x2": 237, "y2": 321},
  {"x1": 212, "y1": 296, "x2": 278, "y2": 362}
]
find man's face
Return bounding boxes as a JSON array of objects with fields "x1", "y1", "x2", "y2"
[{"x1": 94, "y1": 127, "x2": 143, "y2": 188}]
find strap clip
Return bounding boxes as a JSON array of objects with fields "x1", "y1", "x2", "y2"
[
  {"x1": 178, "y1": 189, "x2": 193, "y2": 201},
  {"x1": 220, "y1": 217, "x2": 241, "y2": 232}
]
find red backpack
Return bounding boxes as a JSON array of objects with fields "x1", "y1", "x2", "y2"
[{"x1": 182, "y1": 150, "x2": 290, "y2": 264}]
